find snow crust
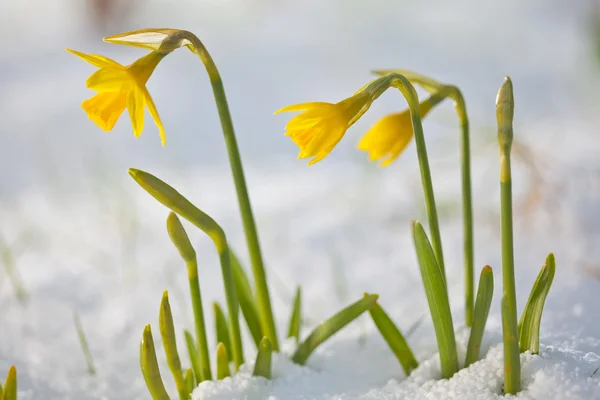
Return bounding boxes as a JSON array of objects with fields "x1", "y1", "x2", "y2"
[
  {"x1": 2, "y1": 158, "x2": 600, "y2": 399},
  {"x1": 192, "y1": 337, "x2": 600, "y2": 400}
]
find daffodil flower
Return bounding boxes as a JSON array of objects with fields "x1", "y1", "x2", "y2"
[
  {"x1": 67, "y1": 48, "x2": 167, "y2": 145},
  {"x1": 274, "y1": 76, "x2": 400, "y2": 165},
  {"x1": 87, "y1": 27, "x2": 278, "y2": 358},
  {"x1": 358, "y1": 98, "x2": 436, "y2": 167},
  {"x1": 274, "y1": 91, "x2": 374, "y2": 165},
  {"x1": 275, "y1": 73, "x2": 454, "y2": 166}
]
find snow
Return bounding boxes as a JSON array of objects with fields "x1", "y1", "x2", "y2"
[
  {"x1": 2, "y1": 158, "x2": 600, "y2": 399},
  {"x1": 191, "y1": 341, "x2": 600, "y2": 400}
]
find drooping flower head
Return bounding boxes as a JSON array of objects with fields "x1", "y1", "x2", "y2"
[
  {"x1": 356, "y1": 70, "x2": 467, "y2": 167},
  {"x1": 274, "y1": 92, "x2": 371, "y2": 165},
  {"x1": 68, "y1": 29, "x2": 204, "y2": 146},
  {"x1": 275, "y1": 77, "x2": 392, "y2": 165},
  {"x1": 276, "y1": 73, "x2": 454, "y2": 166},
  {"x1": 67, "y1": 48, "x2": 167, "y2": 145},
  {"x1": 357, "y1": 95, "x2": 439, "y2": 167}
]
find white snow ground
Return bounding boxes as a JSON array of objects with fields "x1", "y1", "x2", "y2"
[{"x1": 2, "y1": 154, "x2": 600, "y2": 399}]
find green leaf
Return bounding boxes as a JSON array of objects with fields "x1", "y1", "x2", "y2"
[
  {"x1": 216, "y1": 342, "x2": 231, "y2": 380},
  {"x1": 287, "y1": 286, "x2": 302, "y2": 342},
  {"x1": 184, "y1": 368, "x2": 195, "y2": 397},
  {"x1": 213, "y1": 302, "x2": 232, "y2": 361},
  {"x1": 230, "y1": 250, "x2": 263, "y2": 347},
  {"x1": 129, "y1": 168, "x2": 244, "y2": 369},
  {"x1": 412, "y1": 221, "x2": 458, "y2": 379},
  {"x1": 140, "y1": 325, "x2": 171, "y2": 400},
  {"x1": 502, "y1": 296, "x2": 521, "y2": 394},
  {"x1": 368, "y1": 301, "x2": 418, "y2": 376},
  {"x1": 2, "y1": 366, "x2": 16, "y2": 400},
  {"x1": 73, "y1": 308, "x2": 96, "y2": 376},
  {"x1": 167, "y1": 212, "x2": 196, "y2": 263},
  {"x1": 130, "y1": 169, "x2": 226, "y2": 252},
  {"x1": 518, "y1": 253, "x2": 556, "y2": 354},
  {"x1": 0, "y1": 381, "x2": 3, "y2": 399},
  {"x1": 292, "y1": 294, "x2": 378, "y2": 365},
  {"x1": 253, "y1": 337, "x2": 273, "y2": 379},
  {"x1": 159, "y1": 291, "x2": 186, "y2": 400},
  {"x1": 183, "y1": 330, "x2": 201, "y2": 384},
  {"x1": 464, "y1": 266, "x2": 494, "y2": 367}
]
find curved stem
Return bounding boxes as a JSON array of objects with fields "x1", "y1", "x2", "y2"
[
  {"x1": 186, "y1": 34, "x2": 279, "y2": 350},
  {"x1": 392, "y1": 76, "x2": 445, "y2": 279}
]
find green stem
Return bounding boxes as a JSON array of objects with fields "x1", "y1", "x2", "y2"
[
  {"x1": 187, "y1": 264, "x2": 212, "y2": 381},
  {"x1": 458, "y1": 100, "x2": 474, "y2": 327},
  {"x1": 131, "y1": 169, "x2": 244, "y2": 369},
  {"x1": 219, "y1": 249, "x2": 245, "y2": 369},
  {"x1": 167, "y1": 212, "x2": 212, "y2": 381},
  {"x1": 187, "y1": 34, "x2": 278, "y2": 351},
  {"x1": 396, "y1": 80, "x2": 445, "y2": 278},
  {"x1": 392, "y1": 76, "x2": 473, "y2": 325},
  {"x1": 497, "y1": 77, "x2": 520, "y2": 394},
  {"x1": 500, "y1": 132, "x2": 517, "y2": 331}
]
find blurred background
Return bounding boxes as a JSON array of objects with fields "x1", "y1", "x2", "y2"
[
  {"x1": 2, "y1": 0, "x2": 600, "y2": 189},
  {"x1": 2, "y1": 0, "x2": 600, "y2": 398}
]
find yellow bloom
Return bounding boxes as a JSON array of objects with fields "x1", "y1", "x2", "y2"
[
  {"x1": 275, "y1": 93, "x2": 371, "y2": 165},
  {"x1": 358, "y1": 100, "x2": 435, "y2": 167},
  {"x1": 67, "y1": 48, "x2": 167, "y2": 145}
]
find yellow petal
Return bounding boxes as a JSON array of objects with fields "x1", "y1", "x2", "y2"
[
  {"x1": 358, "y1": 111, "x2": 414, "y2": 167},
  {"x1": 127, "y1": 86, "x2": 145, "y2": 137},
  {"x1": 142, "y1": 87, "x2": 166, "y2": 146},
  {"x1": 66, "y1": 48, "x2": 122, "y2": 69},
  {"x1": 307, "y1": 153, "x2": 327, "y2": 165},
  {"x1": 81, "y1": 92, "x2": 127, "y2": 131},
  {"x1": 274, "y1": 102, "x2": 331, "y2": 114},
  {"x1": 127, "y1": 51, "x2": 164, "y2": 86},
  {"x1": 86, "y1": 68, "x2": 132, "y2": 92},
  {"x1": 285, "y1": 112, "x2": 324, "y2": 131},
  {"x1": 310, "y1": 124, "x2": 347, "y2": 156}
]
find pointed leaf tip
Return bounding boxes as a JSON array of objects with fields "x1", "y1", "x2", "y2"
[{"x1": 253, "y1": 337, "x2": 273, "y2": 379}]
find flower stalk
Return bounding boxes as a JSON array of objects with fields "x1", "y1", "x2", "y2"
[
  {"x1": 166, "y1": 213, "x2": 212, "y2": 381},
  {"x1": 277, "y1": 73, "x2": 445, "y2": 276},
  {"x1": 130, "y1": 168, "x2": 244, "y2": 369},
  {"x1": 102, "y1": 28, "x2": 279, "y2": 351},
  {"x1": 374, "y1": 70, "x2": 473, "y2": 325},
  {"x1": 184, "y1": 34, "x2": 279, "y2": 351},
  {"x1": 497, "y1": 77, "x2": 520, "y2": 394}
]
